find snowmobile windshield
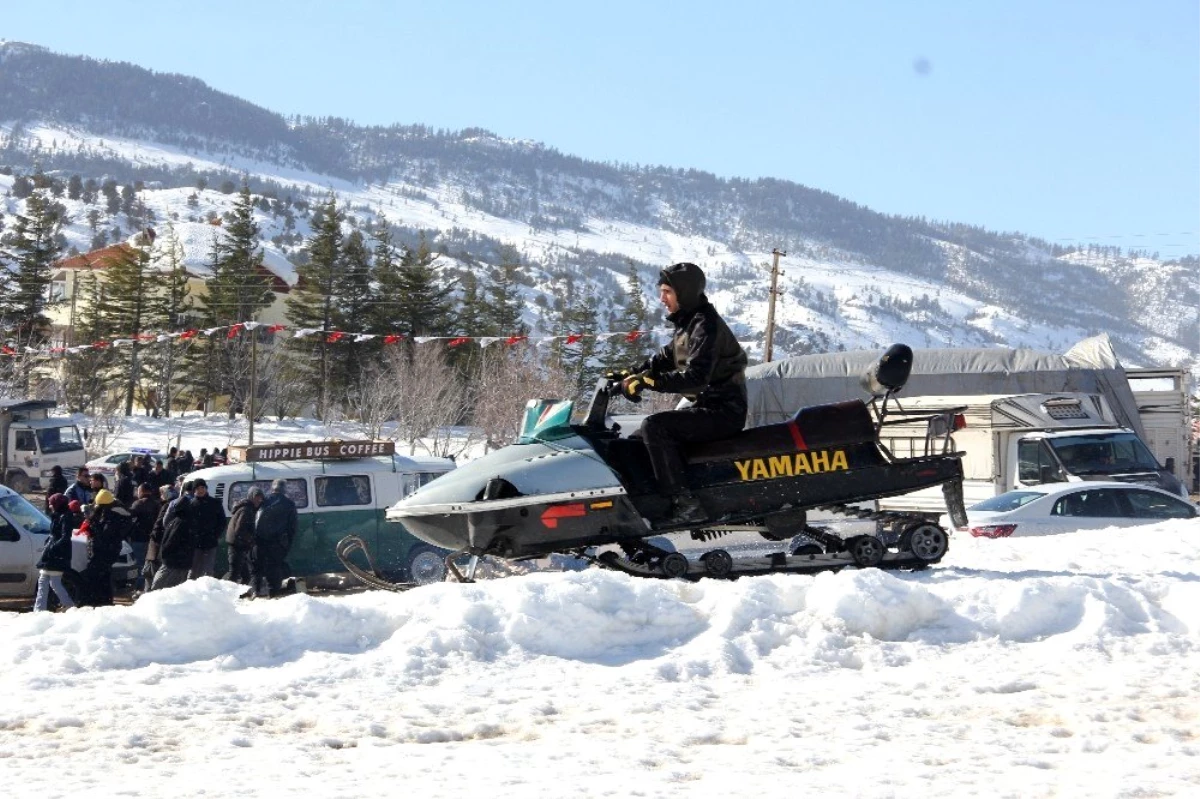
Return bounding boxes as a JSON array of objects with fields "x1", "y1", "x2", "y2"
[
  {"x1": 36, "y1": 425, "x2": 84, "y2": 454},
  {"x1": 1047, "y1": 432, "x2": 1160, "y2": 476},
  {"x1": 517, "y1": 398, "x2": 578, "y2": 444},
  {"x1": 0, "y1": 492, "x2": 51, "y2": 535}
]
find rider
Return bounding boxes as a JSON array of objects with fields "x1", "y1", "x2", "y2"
[{"x1": 609, "y1": 262, "x2": 748, "y2": 525}]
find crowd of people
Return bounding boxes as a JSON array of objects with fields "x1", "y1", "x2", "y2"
[{"x1": 32, "y1": 448, "x2": 298, "y2": 612}]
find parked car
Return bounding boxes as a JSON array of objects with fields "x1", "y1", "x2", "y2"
[
  {"x1": 942, "y1": 481, "x2": 1198, "y2": 538},
  {"x1": 0, "y1": 484, "x2": 138, "y2": 604},
  {"x1": 84, "y1": 448, "x2": 161, "y2": 480}
]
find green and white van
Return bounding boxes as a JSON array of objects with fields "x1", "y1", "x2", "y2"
[{"x1": 186, "y1": 453, "x2": 456, "y2": 585}]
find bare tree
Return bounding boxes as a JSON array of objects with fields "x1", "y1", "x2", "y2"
[
  {"x1": 85, "y1": 391, "x2": 130, "y2": 459},
  {"x1": 343, "y1": 360, "x2": 404, "y2": 440},
  {"x1": 469, "y1": 346, "x2": 578, "y2": 451},
  {"x1": 253, "y1": 336, "x2": 317, "y2": 421},
  {"x1": 388, "y1": 344, "x2": 469, "y2": 456}
]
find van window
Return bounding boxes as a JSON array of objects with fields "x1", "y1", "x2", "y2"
[
  {"x1": 418, "y1": 472, "x2": 444, "y2": 487},
  {"x1": 0, "y1": 515, "x2": 17, "y2": 542},
  {"x1": 1018, "y1": 440, "x2": 1061, "y2": 482},
  {"x1": 15, "y1": 430, "x2": 36, "y2": 452},
  {"x1": 227, "y1": 479, "x2": 309, "y2": 510},
  {"x1": 315, "y1": 475, "x2": 371, "y2": 507}
]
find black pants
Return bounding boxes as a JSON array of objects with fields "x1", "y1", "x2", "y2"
[
  {"x1": 253, "y1": 540, "x2": 287, "y2": 594},
  {"x1": 225, "y1": 545, "x2": 254, "y2": 585},
  {"x1": 81, "y1": 560, "x2": 114, "y2": 606},
  {"x1": 639, "y1": 404, "x2": 746, "y2": 495}
]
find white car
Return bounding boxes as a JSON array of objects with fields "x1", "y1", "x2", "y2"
[
  {"x1": 0, "y1": 484, "x2": 138, "y2": 604},
  {"x1": 84, "y1": 448, "x2": 161, "y2": 481},
  {"x1": 944, "y1": 481, "x2": 1199, "y2": 538}
]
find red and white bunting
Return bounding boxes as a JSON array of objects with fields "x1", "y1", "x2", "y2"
[{"x1": 4, "y1": 325, "x2": 678, "y2": 360}]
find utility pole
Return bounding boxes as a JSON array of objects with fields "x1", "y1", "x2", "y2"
[
  {"x1": 248, "y1": 324, "x2": 258, "y2": 446},
  {"x1": 66, "y1": 269, "x2": 79, "y2": 346},
  {"x1": 764, "y1": 248, "x2": 786, "y2": 362}
]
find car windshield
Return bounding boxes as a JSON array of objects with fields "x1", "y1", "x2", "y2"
[
  {"x1": 1047, "y1": 433, "x2": 1159, "y2": 475},
  {"x1": 0, "y1": 493, "x2": 52, "y2": 535},
  {"x1": 36, "y1": 425, "x2": 85, "y2": 454},
  {"x1": 970, "y1": 491, "x2": 1046, "y2": 512}
]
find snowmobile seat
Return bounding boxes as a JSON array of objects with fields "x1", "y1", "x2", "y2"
[{"x1": 684, "y1": 400, "x2": 876, "y2": 464}]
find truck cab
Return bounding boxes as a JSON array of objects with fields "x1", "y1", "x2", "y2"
[
  {"x1": 1, "y1": 399, "x2": 87, "y2": 494},
  {"x1": 877, "y1": 392, "x2": 1186, "y2": 516},
  {"x1": 1012, "y1": 428, "x2": 1185, "y2": 496}
]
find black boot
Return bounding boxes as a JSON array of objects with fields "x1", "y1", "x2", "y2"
[{"x1": 657, "y1": 491, "x2": 708, "y2": 529}]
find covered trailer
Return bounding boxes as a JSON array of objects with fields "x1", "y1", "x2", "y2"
[{"x1": 745, "y1": 335, "x2": 1193, "y2": 504}]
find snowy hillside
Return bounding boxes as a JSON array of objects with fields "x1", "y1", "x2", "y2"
[{"x1": 0, "y1": 41, "x2": 1197, "y2": 375}]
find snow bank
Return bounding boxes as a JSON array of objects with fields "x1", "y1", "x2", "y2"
[{"x1": 2, "y1": 521, "x2": 1198, "y2": 797}]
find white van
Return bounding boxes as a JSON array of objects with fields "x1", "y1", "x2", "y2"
[
  {"x1": 186, "y1": 453, "x2": 456, "y2": 584},
  {"x1": 0, "y1": 484, "x2": 138, "y2": 604}
]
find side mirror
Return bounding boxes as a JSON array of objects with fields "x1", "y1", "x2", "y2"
[{"x1": 860, "y1": 344, "x2": 914, "y2": 397}]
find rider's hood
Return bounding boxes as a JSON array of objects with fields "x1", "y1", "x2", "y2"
[{"x1": 659, "y1": 262, "x2": 706, "y2": 312}]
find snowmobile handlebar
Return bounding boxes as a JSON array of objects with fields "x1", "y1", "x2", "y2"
[{"x1": 582, "y1": 378, "x2": 628, "y2": 430}]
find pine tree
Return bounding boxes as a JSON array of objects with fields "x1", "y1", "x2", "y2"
[
  {"x1": 546, "y1": 271, "x2": 601, "y2": 395},
  {"x1": 61, "y1": 268, "x2": 121, "y2": 413},
  {"x1": 104, "y1": 240, "x2": 164, "y2": 414},
  {"x1": 367, "y1": 222, "x2": 405, "y2": 335},
  {"x1": 141, "y1": 225, "x2": 192, "y2": 417},
  {"x1": 199, "y1": 185, "x2": 274, "y2": 417},
  {"x1": 608, "y1": 260, "x2": 651, "y2": 370},
  {"x1": 330, "y1": 229, "x2": 374, "y2": 396},
  {"x1": 479, "y1": 246, "x2": 527, "y2": 336},
  {"x1": 286, "y1": 193, "x2": 342, "y2": 419},
  {"x1": 206, "y1": 185, "x2": 273, "y2": 325},
  {"x1": 455, "y1": 270, "x2": 486, "y2": 337},
  {"x1": 0, "y1": 193, "x2": 65, "y2": 391},
  {"x1": 394, "y1": 233, "x2": 455, "y2": 337},
  {"x1": 0, "y1": 193, "x2": 65, "y2": 341}
]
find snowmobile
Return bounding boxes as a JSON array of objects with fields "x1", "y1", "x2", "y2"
[{"x1": 359, "y1": 344, "x2": 968, "y2": 585}]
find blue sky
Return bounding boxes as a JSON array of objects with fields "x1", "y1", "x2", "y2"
[{"x1": 5, "y1": 1, "x2": 1198, "y2": 256}]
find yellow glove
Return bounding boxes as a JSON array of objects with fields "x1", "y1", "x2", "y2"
[{"x1": 621, "y1": 372, "x2": 655, "y2": 401}]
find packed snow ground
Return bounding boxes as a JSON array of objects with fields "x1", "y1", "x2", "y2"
[{"x1": 3, "y1": 517, "x2": 1199, "y2": 796}]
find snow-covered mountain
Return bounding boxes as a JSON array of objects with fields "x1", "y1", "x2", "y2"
[{"x1": 1, "y1": 41, "x2": 1196, "y2": 375}]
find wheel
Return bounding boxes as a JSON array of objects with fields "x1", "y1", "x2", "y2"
[
  {"x1": 406, "y1": 546, "x2": 447, "y2": 584},
  {"x1": 701, "y1": 549, "x2": 734, "y2": 578},
  {"x1": 659, "y1": 552, "x2": 691, "y2": 579},
  {"x1": 903, "y1": 524, "x2": 949, "y2": 563},
  {"x1": 5, "y1": 471, "x2": 30, "y2": 495},
  {"x1": 849, "y1": 536, "x2": 885, "y2": 568}
]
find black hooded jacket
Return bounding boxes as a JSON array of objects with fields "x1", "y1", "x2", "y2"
[{"x1": 635, "y1": 262, "x2": 748, "y2": 412}]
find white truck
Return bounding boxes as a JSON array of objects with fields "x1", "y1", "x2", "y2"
[
  {"x1": 0, "y1": 399, "x2": 88, "y2": 494},
  {"x1": 875, "y1": 391, "x2": 1188, "y2": 517}
]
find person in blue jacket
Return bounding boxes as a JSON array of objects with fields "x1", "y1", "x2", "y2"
[{"x1": 33, "y1": 493, "x2": 77, "y2": 611}]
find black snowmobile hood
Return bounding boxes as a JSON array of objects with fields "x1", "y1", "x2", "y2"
[{"x1": 659, "y1": 262, "x2": 706, "y2": 313}]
